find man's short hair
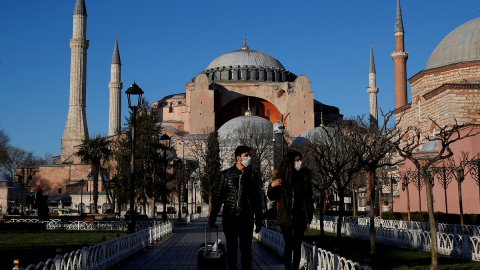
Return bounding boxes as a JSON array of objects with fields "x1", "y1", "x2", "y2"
[{"x1": 235, "y1": 145, "x2": 252, "y2": 157}]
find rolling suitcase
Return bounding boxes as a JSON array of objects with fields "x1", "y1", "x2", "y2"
[{"x1": 197, "y1": 226, "x2": 227, "y2": 270}]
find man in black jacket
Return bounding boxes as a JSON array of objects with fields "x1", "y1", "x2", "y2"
[{"x1": 209, "y1": 145, "x2": 263, "y2": 270}]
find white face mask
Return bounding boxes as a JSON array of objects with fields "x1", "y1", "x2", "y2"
[
  {"x1": 294, "y1": 161, "x2": 302, "y2": 171},
  {"x1": 241, "y1": 156, "x2": 252, "y2": 167}
]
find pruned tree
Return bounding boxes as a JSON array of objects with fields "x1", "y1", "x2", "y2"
[
  {"x1": 394, "y1": 119, "x2": 479, "y2": 270},
  {"x1": 350, "y1": 111, "x2": 401, "y2": 255},
  {"x1": 305, "y1": 120, "x2": 363, "y2": 238}
]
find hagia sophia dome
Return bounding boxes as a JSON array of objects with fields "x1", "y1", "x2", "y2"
[
  {"x1": 426, "y1": 17, "x2": 480, "y2": 70},
  {"x1": 201, "y1": 40, "x2": 297, "y2": 83},
  {"x1": 206, "y1": 49, "x2": 285, "y2": 70}
]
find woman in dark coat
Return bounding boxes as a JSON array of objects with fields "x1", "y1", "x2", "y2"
[{"x1": 267, "y1": 151, "x2": 314, "y2": 270}]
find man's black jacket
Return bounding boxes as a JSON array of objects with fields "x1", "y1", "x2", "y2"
[{"x1": 209, "y1": 165, "x2": 263, "y2": 226}]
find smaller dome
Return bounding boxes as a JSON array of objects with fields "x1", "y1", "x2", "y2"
[
  {"x1": 426, "y1": 17, "x2": 480, "y2": 70},
  {"x1": 218, "y1": 116, "x2": 273, "y2": 143},
  {"x1": 291, "y1": 126, "x2": 335, "y2": 148}
]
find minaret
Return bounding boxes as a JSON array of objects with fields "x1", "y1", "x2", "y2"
[
  {"x1": 391, "y1": 0, "x2": 408, "y2": 109},
  {"x1": 108, "y1": 36, "x2": 122, "y2": 136},
  {"x1": 61, "y1": 0, "x2": 89, "y2": 163},
  {"x1": 367, "y1": 42, "x2": 379, "y2": 127}
]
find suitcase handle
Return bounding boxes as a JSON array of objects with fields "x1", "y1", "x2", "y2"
[{"x1": 205, "y1": 226, "x2": 219, "y2": 256}]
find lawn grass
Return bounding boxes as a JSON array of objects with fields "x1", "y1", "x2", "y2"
[
  {"x1": 0, "y1": 230, "x2": 126, "y2": 270},
  {"x1": 303, "y1": 228, "x2": 480, "y2": 270}
]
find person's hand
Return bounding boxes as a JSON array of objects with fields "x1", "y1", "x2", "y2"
[{"x1": 271, "y1": 178, "x2": 283, "y2": 187}]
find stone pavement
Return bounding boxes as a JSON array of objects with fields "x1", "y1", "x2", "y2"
[{"x1": 111, "y1": 217, "x2": 284, "y2": 270}]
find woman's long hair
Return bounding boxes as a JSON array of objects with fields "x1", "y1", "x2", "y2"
[{"x1": 278, "y1": 151, "x2": 302, "y2": 188}]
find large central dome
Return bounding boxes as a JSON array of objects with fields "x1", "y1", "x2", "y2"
[
  {"x1": 206, "y1": 49, "x2": 285, "y2": 70},
  {"x1": 201, "y1": 41, "x2": 296, "y2": 83},
  {"x1": 426, "y1": 17, "x2": 480, "y2": 70}
]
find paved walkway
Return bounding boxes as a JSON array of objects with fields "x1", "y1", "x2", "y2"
[{"x1": 112, "y1": 217, "x2": 283, "y2": 270}]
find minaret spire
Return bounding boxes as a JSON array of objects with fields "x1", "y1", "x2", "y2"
[
  {"x1": 367, "y1": 42, "x2": 379, "y2": 127},
  {"x1": 108, "y1": 35, "x2": 123, "y2": 136},
  {"x1": 392, "y1": 0, "x2": 408, "y2": 110},
  {"x1": 61, "y1": 0, "x2": 89, "y2": 163}
]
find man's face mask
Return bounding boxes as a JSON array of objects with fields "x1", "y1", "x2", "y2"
[{"x1": 241, "y1": 156, "x2": 252, "y2": 167}]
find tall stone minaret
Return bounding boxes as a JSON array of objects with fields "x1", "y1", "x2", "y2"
[
  {"x1": 108, "y1": 36, "x2": 122, "y2": 136},
  {"x1": 367, "y1": 42, "x2": 379, "y2": 127},
  {"x1": 61, "y1": 0, "x2": 89, "y2": 163},
  {"x1": 391, "y1": 0, "x2": 408, "y2": 110}
]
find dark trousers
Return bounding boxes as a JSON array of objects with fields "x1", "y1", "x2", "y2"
[
  {"x1": 222, "y1": 216, "x2": 254, "y2": 270},
  {"x1": 280, "y1": 223, "x2": 306, "y2": 270}
]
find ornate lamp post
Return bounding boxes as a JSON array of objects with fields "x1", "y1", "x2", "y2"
[
  {"x1": 125, "y1": 82, "x2": 144, "y2": 233},
  {"x1": 384, "y1": 176, "x2": 398, "y2": 219},
  {"x1": 401, "y1": 174, "x2": 411, "y2": 223},
  {"x1": 193, "y1": 181, "x2": 198, "y2": 213},
  {"x1": 407, "y1": 170, "x2": 424, "y2": 222},
  {"x1": 468, "y1": 159, "x2": 480, "y2": 211},
  {"x1": 159, "y1": 133, "x2": 170, "y2": 221},
  {"x1": 457, "y1": 168, "x2": 465, "y2": 225},
  {"x1": 176, "y1": 159, "x2": 183, "y2": 222},
  {"x1": 433, "y1": 166, "x2": 453, "y2": 214},
  {"x1": 79, "y1": 179, "x2": 86, "y2": 215}
]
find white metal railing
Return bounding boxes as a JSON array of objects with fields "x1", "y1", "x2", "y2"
[
  {"x1": 12, "y1": 221, "x2": 174, "y2": 270},
  {"x1": 253, "y1": 227, "x2": 372, "y2": 270},
  {"x1": 309, "y1": 216, "x2": 480, "y2": 262},
  {"x1": 354, "y1": 216, "x2": 480, "y2": 236},
  {"x1": 6, "y1": 217, "x2": 201, "y2": 231}
]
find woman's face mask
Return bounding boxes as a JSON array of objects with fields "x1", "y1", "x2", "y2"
[{"x1": 294, "y1": 161, "x2": 302, "y2": 171}]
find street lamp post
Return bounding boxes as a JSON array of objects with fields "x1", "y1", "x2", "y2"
[
  {"x1": 407, "y1": 170, "x2": 424, "y2": 222},
  {"x1": 383, "y1": 176, "x2": 398, "y2": 219},
  {"x1": 79, "y1": 179, "x2": 85, "y2": 215},
  {"x1": 126, "y1": 82, "x2": 144, "y2": 233},
  {"x1": 193, "y1": 181, "x2": 197, "y2": 214},
  {"x1": 457, "y1": 168, "x2": 465, "y2": 225},
  {"x1": 176, "y1": 159, "x2": 183, "y2": 222},
  {"x1": 160, "y1": 134, "x2": 171, "y2": 221},
  {"x1": 433, "y1": 166, "x2": 453, "y2": 214},
  {"x1": 468, "y1": 159, "x2": 480, "y2": 212},
  {"x1": 401, "y1": 174, "x2": 411, "y2": 223}
]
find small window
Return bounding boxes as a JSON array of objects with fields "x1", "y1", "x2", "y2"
[
  {"x1": 267, "y1": 109, "x2": 271, "y2": 116},
  {"x1": 58, "y1": 188, "x2": 62, "y2": 194}
]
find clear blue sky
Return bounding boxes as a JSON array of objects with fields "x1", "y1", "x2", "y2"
[{"x1": 0, "y1": 0, "x2": 479, "y2": 157}]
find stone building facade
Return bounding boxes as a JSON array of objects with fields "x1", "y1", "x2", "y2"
[{"x1": 392, "y1": 1, "x2": 480, "y2": 215}]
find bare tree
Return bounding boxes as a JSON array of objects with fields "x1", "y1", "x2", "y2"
[
  {"x1": 350, "y1": 111, "x2": 400, "y2": 255},
  {"x1": 303, "y1": 120, "x2": 363, "y2": 238},
  {"x1": 229, "y1": 120, "x2": 274, "y2": 204},
  {"x1": 2, "y1": 146, "x2": 31, "y2": 177},
  {"x1": 394, "y1": 119, "x2": 479, "y2": 270},
  {"x1": 186, "y1": 128, "x2": 229, "y2": 216}
]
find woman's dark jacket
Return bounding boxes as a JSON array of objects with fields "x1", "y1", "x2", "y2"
[
  {"x1": 267, "y1": 168, "x2": 314, "y2": 226},
  {"x1": 209, "y1": 165, "x2": 263, "y2": 226}
]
